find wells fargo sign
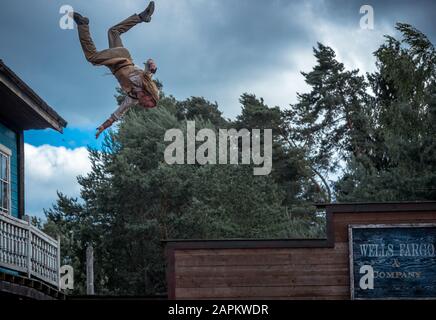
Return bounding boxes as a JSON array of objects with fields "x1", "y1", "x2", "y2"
[{"x1": 349, "y1": 224, "x2": 436, "y2": 299}]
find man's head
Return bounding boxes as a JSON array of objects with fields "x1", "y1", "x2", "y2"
[
  {"x1": 137, "y1": 90, "x2": 156, "y2": 109},
  {"x1": 137, "y1": 59, "x2": 160, "y2": 108},
  {"x1": 145, "y1": 58, "x2": 157, "y2": 74}
]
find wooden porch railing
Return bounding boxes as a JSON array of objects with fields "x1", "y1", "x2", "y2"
[{"x1": 0, "y1": 213, "x2": 60, "y2": 289}]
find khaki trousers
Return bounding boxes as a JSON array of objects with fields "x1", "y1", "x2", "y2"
[{"x1": 77, "y1": 14, "x2": 143, "y2": 67}]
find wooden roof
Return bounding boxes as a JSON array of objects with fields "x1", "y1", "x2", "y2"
[{"x1": 0, "y1": 59, "x2": 67, "y2": 132}]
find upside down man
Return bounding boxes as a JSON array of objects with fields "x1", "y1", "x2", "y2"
[{"x1": 71, "y1": 1, "x2": 160, "y2": 139}]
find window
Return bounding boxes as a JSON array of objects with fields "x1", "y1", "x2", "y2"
[{"x1": 0, "y1": 146, "x2": 11, "y2": 215}]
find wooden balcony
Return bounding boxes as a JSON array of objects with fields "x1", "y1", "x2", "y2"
[{"x1": 0, "y1": 213, "x2": 60, "y2": 289}]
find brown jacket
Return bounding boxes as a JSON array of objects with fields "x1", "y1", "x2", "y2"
[{"x1": 104, "y1": 57, "x2": 160, "y2": 104}]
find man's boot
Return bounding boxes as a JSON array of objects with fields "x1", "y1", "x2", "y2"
[
  {"x1": 71, "y1": 12, "x2": 89, "y2": 25},
  {"x1": 139, "y1": 1, "x2": 155, "y2": 23}
]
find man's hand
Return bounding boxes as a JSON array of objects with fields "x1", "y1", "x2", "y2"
[
  {"x1": 96, "y1": 126, "x2": 105, "y2": 139},
  {"x1": 95, "y1": 117, "x2": 115, "y2": 139}
]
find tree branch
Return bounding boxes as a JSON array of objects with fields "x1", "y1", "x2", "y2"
[{"x1": 279, "y1": 127, "x2": 332, "y2": 203}]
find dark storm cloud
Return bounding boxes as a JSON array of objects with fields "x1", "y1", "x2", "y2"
[
  {"x1": 1, "y1": 0, "x2": 435, "y2": 125},
  {"x1": 321, "y1": 0, "x2": 436, "y2": 40}
]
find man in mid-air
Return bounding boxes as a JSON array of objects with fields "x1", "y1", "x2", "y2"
[{"x1": 71, "y1": 1, "x2": 160, "y2": 139}]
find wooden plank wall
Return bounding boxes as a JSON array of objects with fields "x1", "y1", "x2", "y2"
[
  {"x1": 0, "y1": 121, "x2": 19, "y2": 218},
  {"x1": 166, "y1": 204, "x2": 436, "y2": 300}
]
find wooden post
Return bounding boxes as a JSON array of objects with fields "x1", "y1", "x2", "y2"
[
  {"x1": 26, "y1": 217, "x2": 31, "y2": 279},
  {"x1": 57, "y1": 236, "x2": 61, "y2": 289},
  {"x1": 86, "y1": 244, "x2": 94, "y2": 295}
]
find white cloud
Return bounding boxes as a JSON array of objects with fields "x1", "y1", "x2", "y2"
[
  {"x1": 235, "y1": 2, "x2": 395, "y2": 112},
  {"x1": 24, "y1": 144, "x2": 91, "y2": 219},
  {"x1": 312, "y1": 20, "x2": 394, "y2": 76},
  {"x1": 236, "y1": 49, "x2": 316, "y2": 107}
]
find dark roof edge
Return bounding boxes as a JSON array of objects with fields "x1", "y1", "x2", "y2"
[
  {"x1": 315, "y1": 201, "x2": 436, "y2": 207},
  {"x1": 0, "y1": 59, "x2": 68, "y2": 131},
  {"x1": 163, "y1": 202, "x2": 436, "y2": 247},
  {"x1": 316, "y1": 201, "x2": 436, "y2": 213}
]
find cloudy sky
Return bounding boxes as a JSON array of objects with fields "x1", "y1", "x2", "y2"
[{"x1": 1, "y1": 0, "x2": 435, "y2": 218}]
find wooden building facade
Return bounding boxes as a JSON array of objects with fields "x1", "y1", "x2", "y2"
[
  {"x1": 0, "y1": 121, "x2": 20, "y2": 218},
  {"x1": 0, "y1": 59, "x2": 67, "y2": 299},
  {"x1": 165, "y1": 202, "x2": 436, "y2": 300}
]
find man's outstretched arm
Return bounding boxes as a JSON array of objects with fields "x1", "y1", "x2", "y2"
[
  {"x1": 96, "y1": 117, "x2": 115, "y2": 139},
  {"x1": 96, "y1": 96, "x2": 136, "y2": 139}
]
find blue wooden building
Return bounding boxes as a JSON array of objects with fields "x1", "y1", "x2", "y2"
[{"x1": 0, "y1": 60, "x2": 67, "y2": 299}]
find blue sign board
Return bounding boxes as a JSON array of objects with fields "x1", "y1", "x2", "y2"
[{"x1": 349, "y1": 224, "x2": 436, "y2": 299}]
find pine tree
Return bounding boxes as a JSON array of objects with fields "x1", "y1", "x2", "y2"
[
  {"x1": 283, "y1": 43, "x2": 372, "y2": 202},
  {"x1": 336, "y1": 23, "x2": 436, "y2": 201}
]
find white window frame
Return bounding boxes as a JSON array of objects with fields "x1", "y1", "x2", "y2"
[{"x1": 0, "y1": 144, "x2": 12, "y2": 216}]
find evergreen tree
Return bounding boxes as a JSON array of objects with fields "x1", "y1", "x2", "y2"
[
  {"x1": 44, "y1": 94, "x2": 324, "y2": 295},
  {"x1": 335, "y1": 23, "x2": 436, "y2": 201},
  {"x1": 283, "y1": 43, "x2": 372, "y2": 202}
]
